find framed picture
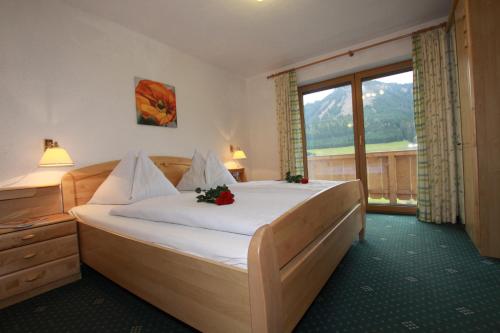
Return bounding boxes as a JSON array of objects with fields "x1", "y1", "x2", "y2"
[{"x1": 135, "y1": 77, "x2": 177, "y2": 128}]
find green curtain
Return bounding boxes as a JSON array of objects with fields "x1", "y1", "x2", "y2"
[
  {"x1": 274, "y1": 70, "x2": 304, "y2": 178},
  {"x1": 412, "y1": 27, "x2": 464, "y2": 224}
]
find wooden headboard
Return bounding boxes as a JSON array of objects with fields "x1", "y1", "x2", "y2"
[{"x1": 61, "y1": 156, "x2": 191, "y2": 212}]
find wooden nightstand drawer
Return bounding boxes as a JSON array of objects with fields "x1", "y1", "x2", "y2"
[
  {"x1": 0, "y1": 186, "x2": 80, "y2": 308},
  {"x1": 0, "y1": 255, "x2": 80, "y2": 300},
  {"x1": 0, "y1": 235, "x2": 78, "y2": 276},
  {"x1": 0, "y1": 221, "x2": 76, "y2": 251}
]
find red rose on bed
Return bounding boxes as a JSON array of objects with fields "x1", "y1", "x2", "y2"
[
  {"x1": 215, "y1": 191, "x2": 235, "y2": 205},
  {"x1": 300, "y1": 177, "x2": 309, "y2": 184},
  {"x1": 135, "y1": 79, "x2": 177, "y2": 127}
]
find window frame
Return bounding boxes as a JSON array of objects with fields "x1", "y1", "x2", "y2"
[{"x1": 298, "y1": 60, "x2": 416, "y2": 214}]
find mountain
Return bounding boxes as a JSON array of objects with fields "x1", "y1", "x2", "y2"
[{"x1": 304, "y1": 81, "x2": 416, "y2": 150}]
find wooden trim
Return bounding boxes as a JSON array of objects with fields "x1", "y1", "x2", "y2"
[
  {"x1": 354, "y1": 60, "x2": 413, "y2": 82},
  {"x1": 298, "y1": 74, "x2": 355, "y2": 95},
  {"x1": 464, "y1": 0, "x2": 500, "y2": 258},
  {"x1": 358, "y1": 180, "x2": 367, "y2": 239},
  {"x1": 0, "y1": 184, "x2": 60, "y2": 193},
  {"x1": 446, "y1": 0, "x2": 460, "y2": 32},
  {"x1": 267, "y1": 23, "x2": 445, "y2": 79},
  {"x1": 368, "y1": 204, "x2": 416, "y2": 215},
  {"x1": 297, "y1": 92, "x2": 309, "y2": 178},
  {"x1": 354, "y1": 72, "x2": 368, "y2": 202},
  {"x1": 298, "y1": 75, "x2": 359, "y2": 179},
  {"x1": 248, "y1": 225, "x2": 282, "y2": 333}
]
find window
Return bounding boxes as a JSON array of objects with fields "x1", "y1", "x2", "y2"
[{"x1": 299, "y1": 61, "x2": 417, "y2": 213}]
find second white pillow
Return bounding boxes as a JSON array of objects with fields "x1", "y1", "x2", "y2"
[
  {"x1": 205, "y1": 150, "x2": 237, "y2": 187},
  {"x1": 176, "y1": 150, "x2": 208, "y2": 191}
]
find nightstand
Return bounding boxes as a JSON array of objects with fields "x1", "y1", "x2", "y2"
[
  {"x1": 229, "y1": 168, "x2": 247, "y2": 182},
  {"x1": 0, "y1": 186, "x2": 81, "y2": 309}
]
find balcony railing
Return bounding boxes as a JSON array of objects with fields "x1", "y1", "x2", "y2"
[{"x1": 307, "y1": 149, "x2": 417, "y2": 205}]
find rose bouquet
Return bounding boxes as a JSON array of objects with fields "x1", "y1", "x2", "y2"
[
  {"x1": 195, "y1": 185, "x2": 235, "y2": 205},
  {"x1": 285, "y1": 171, "x2": 309, "y2": 184}
]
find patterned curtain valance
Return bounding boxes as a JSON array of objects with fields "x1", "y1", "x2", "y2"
[{"x1": 274, "y1": 71, "x2": 304, "y2": 178}]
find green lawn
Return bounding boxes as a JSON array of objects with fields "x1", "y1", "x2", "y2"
[{"x1": 308, "y1": 140, "x2": 415, "y2": 156}]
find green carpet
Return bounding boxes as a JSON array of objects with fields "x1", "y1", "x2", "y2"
[{"x1": 1, "y1": 214, "x2": 499, "y2": 332}]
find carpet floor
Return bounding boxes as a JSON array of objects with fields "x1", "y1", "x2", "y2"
[{"x1": 1, "y1": 214, "x2": 499, "y2": 332}]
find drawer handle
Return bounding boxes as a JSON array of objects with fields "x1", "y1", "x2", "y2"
[
  {"x1": 23, "y1": 253, "x2": 37, "y2": 259},
  {"x1": 25, "y1": 272, "x2": 43, "y2": 282},
  {"x1": 21, "y1": 234, "x2": 36, "y2": 241}
]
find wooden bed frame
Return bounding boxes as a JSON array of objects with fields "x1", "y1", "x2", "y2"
[{"x1": 61, "y1": 156, "x2": 366, "y2": 333}]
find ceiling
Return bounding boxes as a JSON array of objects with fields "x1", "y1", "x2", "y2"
[{"x1": 62, "y1": 0, "x2": 450, "y2": 77}]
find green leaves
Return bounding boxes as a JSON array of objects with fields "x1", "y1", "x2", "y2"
[
  {"x1": 196, "y1": 185, "x2": 231, "y2": 204},
  {"x1": 285, "y1": 171, "x2": 303, "y2": 183}
]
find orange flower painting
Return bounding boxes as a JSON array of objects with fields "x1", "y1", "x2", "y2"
[{"x1": 135, "y1": 78, "x2": 177, "y2": 127}]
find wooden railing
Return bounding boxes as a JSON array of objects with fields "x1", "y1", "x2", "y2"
[{"x1": 307, "y1": 150, "x2": 417, "y2": 205}]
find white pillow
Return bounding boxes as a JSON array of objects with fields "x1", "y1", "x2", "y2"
[
  {"x1": 176, "y1": 150, "x2": 208, "y2": 191},
  {"x1": 205, "y1": 150, "x2": 237, "y2": 187},
  {"x1": 88, "y1": 151, "x2": 137, "y2": 205},
  {"x1": 131, "y1": 151, "x2": 179, "y2": 201}
]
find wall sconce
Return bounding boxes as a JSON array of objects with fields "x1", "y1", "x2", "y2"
[
  {"x1": 229, "y1": 145, "x2": 247, "y2": 160},
  {"x1": 39, "y1": 139, "x2": 74, "y2": 167}
]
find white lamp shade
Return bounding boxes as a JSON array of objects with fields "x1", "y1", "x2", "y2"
[
  {"x1": 39, "y1": 147, "x2": 74, "y2": 167},
  {"x1": 232, "y1": 150, "x2": 247, "y2": 160}
]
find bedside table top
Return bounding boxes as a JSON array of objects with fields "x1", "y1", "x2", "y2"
[{"x1": 0, "y1": 214, "x2": 74, "y2": 236}]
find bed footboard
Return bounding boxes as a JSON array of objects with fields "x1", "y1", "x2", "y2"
[
  {"x1": 248, "y1": 180, "x2": 365, "y2": 333},
  {"x1": 78, "y1": 223, "x2": 252, "y2": 333}
]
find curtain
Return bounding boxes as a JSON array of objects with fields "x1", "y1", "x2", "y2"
[
  {"x1": 275, "y1": 70, "x2": 304, "y2": 178},
  {"x1": 447, "y1": 27, "x2": 465, "y2": 223},
  {"x1": 412, "y1": 27, "x2": 465, "y2": 224}
]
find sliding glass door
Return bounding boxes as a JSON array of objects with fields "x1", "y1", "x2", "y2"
[
  {"x1": 299, "y1": 61, "x2": 416, "y2": 213},
  {"x1": 358, "y1": 66, "x2": 417, "y2": 209},
  {"x1": 299, "y1": 75, "x2": 360, "y2": 182}
]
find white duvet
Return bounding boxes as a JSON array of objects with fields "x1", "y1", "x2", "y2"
[{"x1": 110, "y1": 180, "x2": 343, "y2": 236}]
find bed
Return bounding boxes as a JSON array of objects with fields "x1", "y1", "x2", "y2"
[{"x1": 61, "y1": 156, "x2": 366, "y2": 333}]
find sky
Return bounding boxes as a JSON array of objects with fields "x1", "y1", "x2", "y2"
[{"x1": 303, "y1": 70, "x2": 413, "y2": 105}]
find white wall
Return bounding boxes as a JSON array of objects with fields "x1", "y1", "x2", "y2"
[
  {"x1": 0, "y1": 0, "x2": 248, "y2": 186},
  {"x1": 244, "y1": 18, "x2": 445, "y2": 180}
]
